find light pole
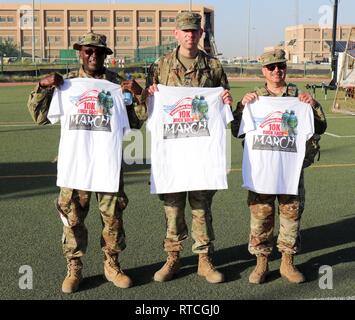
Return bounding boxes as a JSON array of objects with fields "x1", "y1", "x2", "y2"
[
  {"x1": 189, "y1": 0, "x2": 192, "y2": 11},
  {"x1": 252, "y1": 27, "x2": 257, "y2": 59},
  {"x1": 247, "y1": 0, "x2": 251, "y2": 61},
  {"x1": 48, "y1": 37, "x2": 50, "y2": 63},
  {"x1": 31, "y1": 0, "x2": 35, "y2": 63}
]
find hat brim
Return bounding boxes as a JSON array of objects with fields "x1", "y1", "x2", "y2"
[
  {"x1": 73, "y1": 43, "x2": 113, "y2": 55},
  {"x1": 262, "y1": 58, "x2": 287, "y2": 66},
  {"x1": 177, "y1": 24, "x2": 200, "y2": 31}
]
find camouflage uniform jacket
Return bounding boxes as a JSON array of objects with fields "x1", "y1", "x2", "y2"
[
  {"x1": 231, "y1": 83, "x2": 327, "y2": 167},
  {"x1": 27, "y1": 66, "x2": 145, "y2": 129},
  {"x1": 145, "y1": 46, "x2": 230, "y2": 89}
]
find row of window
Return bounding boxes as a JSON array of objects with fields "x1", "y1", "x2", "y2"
[
  {"x1": 0, "y1": 36, "x2": 15, "y2": 43},
  {"x1": 22, "y1": 17, "x2": 38, "y2": 24},
  {"x1": 138, "y1": 35, "x2": 154, "y2": 42},
  {"x1": 17, "y1": 34, "x2": 176, "y2": 46},
  {"x1": 161, "y1": 17, "x2": 176, "y2": 23},
  {"x1": 47, "y1": 16, "x2": 62, "y2": 23},
  {"x1": 23, "y1": 36, "x2": 39, "y2": 44},
  {"x1": 0, "y1": 16, "x2": 15, "y2": 23},
  {"x1": 116, "y1": 36, "x2": 131, "y2": 43},
  {"x1": 70, "y1": 36, "x2": 84, "y2": 43},
  {"x1": 93, "y1": 16, "x2": 108, "y2": 23},
  {"x1": 161, "y1": 36, "x2": 176, "y2": 43},
  {"x1": 47, "y1": 36, "x2": 62, "y2": 44},
  {"x1": 70, "y1": 16, "x2": 85, "y2": 23},
  {"x1": 0, "y1": 15, "x2": 177, "y2": 25}
]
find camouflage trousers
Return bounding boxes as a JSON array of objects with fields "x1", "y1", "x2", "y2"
[
  {"x1": 56, "y1": 187, "x2": 128, "y2": 260},
  {"x1": 160, "y1": 190, "x2": 216, "y2": 254},
  {"x1": 248, "y1": 171, "x2": 305, "y2": 256}
]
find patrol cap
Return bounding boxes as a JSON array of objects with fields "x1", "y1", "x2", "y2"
[
  {"x1": 73, "y1": 32, "x2": 113, "y2": 55},
  {"x1": 176, "y1": 12, "x2": 202, "y2": 30},
  {"x1": 259, "y1": 49, "x2": 287, "y2": 66}
]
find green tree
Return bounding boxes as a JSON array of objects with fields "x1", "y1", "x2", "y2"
[{"x1": 0, "y1": 40, "x2": 19, "y2": 57}]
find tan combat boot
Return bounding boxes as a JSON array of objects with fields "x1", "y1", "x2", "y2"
[
  {"x1": 154, "y1": 252, "x2": 180, "y2": 282},
  {"x1": 62, "y1": 258, "x2": 83, "y2": 294},
  {"x1": 104, "y1": 253, "x2": 132, "y2": 288},
  {"x1": 280, "y1": 253, "x2": 305, "y2": 283},
  {"x1": 197, "y1": 253, "x2": 224, "y2": 284},
  {"x1": 249, "y1": 254, "x2": 269, "y2": 284}
]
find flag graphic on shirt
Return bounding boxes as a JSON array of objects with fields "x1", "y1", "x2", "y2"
[
  {"x1": 163, "y1": 95, "x2": 210, "y2": 139},
  {"x1": 69, "y1": 89, "x2": 113, "y2": 131},
  {"x1": 252, "y1": 110, "x2": 298, "y2": 152}
]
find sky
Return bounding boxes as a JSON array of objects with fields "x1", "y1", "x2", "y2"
[{"x1": 5, "y1": 0, "x2": 355, "y2": 58}]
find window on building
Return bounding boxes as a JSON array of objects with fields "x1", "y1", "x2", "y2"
[
  {"x1": 101, "y1": 17, "x2": 108, "y2": 23},
  {"x1": 0, "y1": 16, "x2": 6, "y2": 23},
  {"x1": 78, "y1": 16, "x2": 84, "y2": 23},
  {"x1": 54, "y1": 17, "x2": 61, "y2": 23},
  {"x1": 161, "y1": 17, "x2": 168, "y2": 23},
  {"x1": 0, "y1": 36, "x2": 13, "y2": 43},
  {"x1": 139, "y1": 17, "x2": 146, "y2": 23},
  {"x1": 47, "y1": 17, "x2": 53, "y2": 23},
  {"x1": 7, "y1": 17, "x2": 15, "y2": 23},
  {"x1": 23, "y1": 36, "x2": 31, "y2": 44},
  {"x1": 169, "y1": 17, "x2": 175, "y2": 23},
  {"x1": 116, "y1": 15, "x2": 131, "y2": 24},
  {"x1": 70, "y1": 16, "x2": 77, "y2": 23},
  {"x1": 94, "y1": 17, "x2": 100, "y2": 23},
  {"x1": 117, "y1": 36, "x2": 131, "y2": 43},
  {"x1": 147, "y1": 17, "x2": 153, "y2": 23}
]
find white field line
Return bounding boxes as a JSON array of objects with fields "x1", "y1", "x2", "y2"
[
  {"x1": 0, "y1": 124, "x2": 36, "y2": 127},
  {"x1": 326, "y1": 116, "x2": 355, "y2": 119},
  {"x1": 325, "y1": 132, "x2": 355, "y2": 138}
]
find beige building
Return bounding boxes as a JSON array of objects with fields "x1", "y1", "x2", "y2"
[
  {"x1": 284, "y1": 24, "x2": 355, "y2": 63},
  {"x1": 0, "y1": 3, "x2": 215, "y2": 61}
]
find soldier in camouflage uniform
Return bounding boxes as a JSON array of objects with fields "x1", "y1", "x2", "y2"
[
  {"x1": 27, "y1": 32, "x2": 146, "y2": 293},
  {"x1": 231, "y1": 49, "x2": 327, "y2": 284},
  {"x1": 144, "y1": 12, "x2": 233, "y2": 284}
]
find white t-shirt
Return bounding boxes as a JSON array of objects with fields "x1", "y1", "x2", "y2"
[
  {"x1": 238, "y1": 96, "x2": 314, "y2": 195},
  {"x1": 48, "y1": 78, "x2": 130, "y2": 192},
  {"x1": 147, "y1": 84, "x2": 233, "y2": 194}
]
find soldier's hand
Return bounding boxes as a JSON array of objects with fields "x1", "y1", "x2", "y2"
[
  {"x1": 241, "y1": 92, "x2": 258, "y2": 108},
  {"x1": 121, "y1": 79, "x2": 143, "y2": 96},
  {"x1": 39, "y1": 73, "x2": 64, "y2": 88},
  {"x1": 147, "y1": 84, "x2": 159, "y2": 96},
  {"x1": 298, "y1": 93, "x2": 316, "y2": 107},
  {"x1": 222, "y1": 89, "x2": 233, "y2": 106}
]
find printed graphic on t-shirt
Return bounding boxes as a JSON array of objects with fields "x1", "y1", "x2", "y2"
[
  {"x1": 69, "y1": 89, "x2": 113, "y2": 131},
  {"x1": 163, "y1": 95, "x2": 210, "y2": 139},
  {"x1": 252, "y1": 109, "x2": 298, "y2": 153}
]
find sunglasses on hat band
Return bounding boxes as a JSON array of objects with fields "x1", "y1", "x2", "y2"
[{"x1": 265, "y1": 63, "x2": 287, "y2": 71}]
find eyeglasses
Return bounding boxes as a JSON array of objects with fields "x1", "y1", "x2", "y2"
[
  {"x1": 83, "y1": 48, "x2": 106, "y2": 56},
  {"x1": 265, "y1": 63, "x2": 287, "y2": 71}
]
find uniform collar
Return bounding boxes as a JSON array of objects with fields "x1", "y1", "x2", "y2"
[
  {"x1": 78, "y1": 66, "x2": 108, "y2": 79},
  {"x1": 171, "y1": 46, "x2": 208, "y2": 71}
]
